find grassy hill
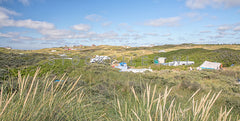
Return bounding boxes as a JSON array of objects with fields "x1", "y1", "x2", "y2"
[
  {"x1": 131, "y1": 48, "x2": 240, "y2": 70},
  {"x1": 0, "y1": 44, "x2": 240, "y2": 120}
]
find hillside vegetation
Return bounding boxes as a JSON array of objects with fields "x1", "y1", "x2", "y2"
[
  {"x1": 0, "y1": 44, "x2": 240, "y2": 120},
  {"x1": 132, "y1": 48, "x2": 240, "y2": 70}
]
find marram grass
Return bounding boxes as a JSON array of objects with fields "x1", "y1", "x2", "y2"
[
  {"x1": 0, "y1": 69, "x2": 239, "y2": 121},
  {"x1": 0, "y1": 68, "x2": 88, "y2": 120},
  {"x1": 115, "y1": 84, "x2": 239, "y2": 121}
]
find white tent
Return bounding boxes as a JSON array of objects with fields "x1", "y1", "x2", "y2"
[
  {"x1": 90, "y1": 55, "x2": 111, "y2": 63},
  {"x1": 199, "y1": 61, "x2": 222, "y2": 70}
]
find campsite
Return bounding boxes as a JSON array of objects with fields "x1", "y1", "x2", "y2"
[
  {"x1": 2, "y1": 0, "x2": 240, "y2": 119},
  {"x1": 0, "y1": 44, "x2": 240, "y2": 120}
]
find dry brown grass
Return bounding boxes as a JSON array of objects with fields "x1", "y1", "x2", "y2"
[
  {"x1": 116, "y1": 84, "x2": 237, "y2": 121},
  {"x1": 0, "y1": 69, "x2": 86, "y2": 120}
]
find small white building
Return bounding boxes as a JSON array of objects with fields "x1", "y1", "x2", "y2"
[
  {"x1": 158, "y1": 57, "x2": 167, "y2": 64},
  {"x1": 51, "y1": 50, "x2": 56, "y2": 52}
]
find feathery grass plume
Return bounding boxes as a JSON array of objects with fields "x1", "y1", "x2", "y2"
[
  {"x1": 218, "y1": 107, "x2": 233, "y2": 121},
  {"x1": 0, "y1": 86, "x2": 3, "y2": 109},
  {"x1": 19, "y1": 67, "x2": 41, "y2": 118},
  {"x1": 117, "y1": 98, "x2": 124, "y2": 121},
  {"x1": 53, "y1": 73, "x2": 66, "y2": 93},
  {"x1": 115, "y1": 83, "x2": 234, "y2": 121},
  {"x1": 0, "y1": 69, "x2": 92, "y2": 120},
  {"x1": 0, "y1": 91, "x2": 16, "y2": 117}
]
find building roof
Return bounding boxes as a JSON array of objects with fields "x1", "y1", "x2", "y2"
[{"x1": 200, "y1": 61, "x2": 222, "y2": 70}]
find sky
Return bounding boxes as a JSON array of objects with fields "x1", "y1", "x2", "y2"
[{"x1": 0, "y1": 0, "x2": 240, "y2": 49}]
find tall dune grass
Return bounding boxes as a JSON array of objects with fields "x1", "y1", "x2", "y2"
[
  {"x1": 0, "y1": 69, "x2": 239, "y2": 120},
  {"x1": 115, "y1": 84, "x2": 238, "y2": 121},
  {"x1": 0, "y1": 68, "x2": 90, "y2": 120}
]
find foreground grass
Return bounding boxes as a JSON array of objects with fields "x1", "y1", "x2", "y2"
[
  {"x1": 0, "y1": 68, "x2": 94, "y2": 120},
  {"x1": 0, "y1": 69, "x2": 239, "y2": 120},
  {"x1": 116, "y1": 84, "x2": 237, "y2": 121}
]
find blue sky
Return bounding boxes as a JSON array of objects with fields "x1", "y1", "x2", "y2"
[{"x1": 0, "y1": 0, "x2": 240, "y2": 49}]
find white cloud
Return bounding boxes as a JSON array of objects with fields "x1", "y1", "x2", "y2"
[
  {"x1": 224, "y1": 0, "x2": 240, "y2": 7},
  {"x1": 200, "y1": 31, "x2": 211, "y2": 33},
  {"x1": 0, "y1": 18, "x2": 55, "y2": 30},
  {"x1": 168, "y1": 38, "x2": 174, "y2": 41},
  {"x1": 186, "y1": 0, "x2": 211, "y2": 9},
  {"x1": 214, "y1": 35, "x2": 224, "y2": 38},
  {"x1": 144, "y1": 17, "x2": 181, "y2": 27},
  {"x1": 72, "y1": 24, "x2": 91, "y2": 31},
  {"x1": 0, "y1": 12, "x2": 10, "y2": 20},
  {"x1": 162, "y1": 33, "x2": 171, "y2": 37},
  {"x1": 118, "y1": 23, "x2": 135, "y2": 32},
  {"x1": 234, "y1": 26, "x2": 240, "y2": 31},
  {"x1": 210, "y1": 16, "x2": 217, "y2": 19},
  {"x1": 0, "y1": 0, "x2": 9, "y2": 3},
  {"x1": 184, "y1": 12, "x2": 208, "y2": 21},
  {"x1": 204, "y1": 24, "x2": 215, "y2": 27},
  {"x1": 0, "y1": 7, "x2": 55, "y2": 30},
  {"x1": 72, "y1": 31, "x2": 121, "y2": 41},
  {"x1": 15, "y1": 19, "x2": 55, "y2": 30},
  {"x1": 119, "y1": 23, "x2": 128, "y2": 27},
  {"x1": 12, "y1": 36, "x2": 33, "y2": 41},
  {"x1": 39, "y1": 29, "x2": 71, "y2": 38},
  {"x1": 0, "y1": 32, "x2": 19, "y2": 38},
  {"x1": 218, "y1": 26, "x2": 231, "y2": 31},
  {"x1": 122, "y1": 33, "x2": 130, "y2": 37},
  {"x1": 0, "y1": 8, "x2": 135, "y2": 45},
  {"x1": 73, "y1": 32, "x2": 95, "y2": 39},
  {"x1": 185, "y1": 12, "x2": 200, "y2": 18},
  {"x1": 186, "y1": 0, "x2": 240, "y2": 9},
  {"x1": 85, "y1": 14, "x2": 102, "y2": 22},
  {"x1": 0, "y1": 31, "x2": 35, "y2": 42},
  {"x1": 97, "y1": 31, "x2": 118, "y2": 39},
  {"x1": 208, "y1": 34, "x2": 224, "y2": 39},
  {"x1": 144, "y1": 33, "x2": 159, "y2": 36},
  {"x1": 130, "y1": 33, "x2": 143, "y2": 40},
  {"x1": 102, "y1": 22, "x2": 112, "y2": 27},
  {"x1": 0, "y1": 7, "x2": 20, "y2": 16},
  {"x1": 0, "y1": 7, "x2": 71, "y2": 41},
  {"x1": 70, "y1": 31, "x2": 121, "y2": 41},
  {"x1": 0, "y1": 0, "x2": 29, "y2": 5},
  {"x1": 18, "y1": 0, "x2": 29, "y2": 5}
]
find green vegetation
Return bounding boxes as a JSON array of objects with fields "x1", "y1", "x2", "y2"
[
  {"x1": 0, "y1": 45, "x2": 240, "y2": 120},
  {"x1": 0, "y1": 51, "x2": 49, "y2": 80},
  {"x1": 0, "y1": 68, "x2": 239, "y2": 120},
  {"x1": 132, "y1": 48, "x2": 240, "y2": 69}
]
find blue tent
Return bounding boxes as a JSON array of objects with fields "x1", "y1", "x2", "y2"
[
  {"x1": 119, "y1": 62, "x2": 127, "y2": 66},
  {"x1": 115, "y1": 62, "x2": 128, "y2": 70},
  {"x1": 54, "y1": 79, "x2": 64, "y2": 82},
  {"x1": 154, "y1": 60, "x2": 158, "y2": 64}
]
